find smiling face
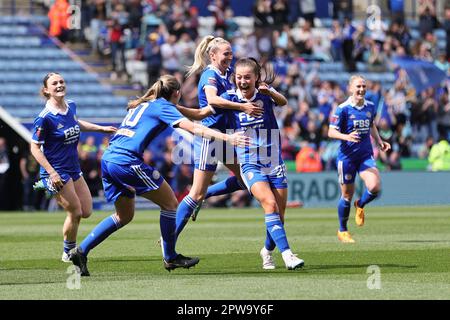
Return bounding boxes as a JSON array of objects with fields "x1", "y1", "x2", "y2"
[
  {"x1": 349, "y1": 76, "x2": 366, "y2": 105},
  {"x1": 43, "y1": 73, "x2": 66, "y2": 99},
  {"x1": 210, "y1": 43, "x2": 233, "y2": 74},
  {"x1": 235, "y1": 65, "x2": 257, "y2": 99}
]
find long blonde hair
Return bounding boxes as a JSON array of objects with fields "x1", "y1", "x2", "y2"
[
  {"x1": 186, "y1": 35, "x2": 230, "y2": 78},
  {"x1": 127, "y1": 75, "x2": 181, "y2": 109}
]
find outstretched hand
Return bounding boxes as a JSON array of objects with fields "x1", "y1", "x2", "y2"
[
  {"x1": 241, "y1": 102, "x2": 264, "y2": 118},
  {"x1": 228, "y1": 131, "x2": 251, "y2": 147},
  {"x1": 103, "y1": 126, "x2": 118, "y2": 134},
  {"x1": 347, "y1": 130, "x2": 360, "y2": 143}
]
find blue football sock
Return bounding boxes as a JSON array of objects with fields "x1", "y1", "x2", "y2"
[
  {"x1": 175, "y1": 196, "x2": 198, "y2": 237},
  {"x1": 264, "y1": 230, "x2": 276, "y2": 251},
  {"x1": 160, "y1": 210, "x2": 177, "y2": 261},
  {"x1": 338, "y1": 198, "x2": 351, "y2": 232},
  {"x1": 265, "y1": 213, "x2": 290, "y2": 253},
  {"x1": 79, "y1": 214, "x2": 122, "y2": 256},
  {"x1": 205, "y1": 176, "x2": 246, "y2": 199},
  {"x1": 63, "y1": 240, "x2": 76, "y2": 254},
  {"x1": 358, "y1": 189, "x2": 378, "y2": 208}
]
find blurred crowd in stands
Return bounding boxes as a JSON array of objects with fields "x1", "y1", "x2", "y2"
[{"x1": 32, "y1": 0, "x2": 450, "y2": 210}]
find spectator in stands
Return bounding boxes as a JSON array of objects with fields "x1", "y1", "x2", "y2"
[
  {"x1": 108, "y1": 18, "x2": 128, "y2": 81},
  {"x1": 20, "y1": 152, "x2": 41, "y2": 211},
  {"x1": 389, "y1": 0, "x2": 405, "y2": 24},
  {"x1": 89, "y1": 0, "x2": 107, "y2": 55},
  {"x1": 0, "y1": 137, "x2": 10, "y2": 210},
  {"x1": 272, "y1": 0, "x2": 289, "y2": 29},
  {"x1": 81, "y1": 135, "x2": 98, "y2": 160},
  {"x1": 48, "y1": 0, "x2": 70, "y2": 43},
  {"x1": 419, "y1": 5, "x2": 439, "y2": 37},
  {"x1": 368, "y1": 42, "x2": 387, "y2": 72},
  {"x1": 172, "y1": 164, "x2": 193, "y2": 202},
  {"x1": 428, "y1": 133, "x2": 450, "y2": 171},
  {"x1": 253, "y1": 0, "x2": 274, "y2": 31},
  {"x1": 208, "y1": 0, "x2": 229, "y2": 34},
  {"x1": 329, "y1": 20, "x2": 343, "y2": 61},
  {"x1": 418, "y1": 136, "x2": 435, "y2": 159},
  {"x1": 342, "y1": 17, "x2": 356, "y2": 72},
  {"x1": 295, "y1": 143, "x2": 323, "y2": 172},
  {"x1": 332, "y1": 0, "x2": 353, "y2": 21},
  {"x1": 144, "y1": 32, "x2": 162, "y2": 88},
  {"x1": 161, "y1": 34, "x2": 181, "y2": 73},
  {"x1": 443, "y1": 7, "x2": 450, "y2": 60}
]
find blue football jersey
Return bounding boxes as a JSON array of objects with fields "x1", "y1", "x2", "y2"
[
  {"x1": 31, "y1": 100, "x2": 81, "y2": 176},
  {"x1": 222, "y1": 89, "x2": 283, "y2": 168},
  {"x1": 197, "y1": 65, "x2": 233, "y2": 129},
  {"x1": 102, "y1": 98, "x2": 186, "y2": 164},
  {"x1": 329, "y1": 97, "x2": 376, "y2": 160}
]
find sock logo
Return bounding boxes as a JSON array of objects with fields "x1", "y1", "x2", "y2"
[{"x1": 270, "y1": 225, "x2": 282, "y2": 232}]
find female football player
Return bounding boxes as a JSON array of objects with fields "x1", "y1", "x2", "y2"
[
  {"x1": 68, "y1": 75, "x2": 249, "y2": 276},
  {"x1": 30, "y1": 72, "x2": 117, "y2": 263},
  {"x1": 328, "y1": 75, "x2": 391, "y2": 243}
]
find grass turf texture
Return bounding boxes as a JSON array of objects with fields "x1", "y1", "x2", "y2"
[{"x1": 0, "y1": 206, "x2": 449, "y2": 300}]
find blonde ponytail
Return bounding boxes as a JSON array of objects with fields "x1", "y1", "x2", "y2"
[{"x1": 186, "y1": 35, "x2": 231, "y2": 78}]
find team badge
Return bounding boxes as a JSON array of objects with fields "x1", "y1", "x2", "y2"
[
  {"x1": 152, "y1": 170, "x2": 160, "y2": 180},
  {"x1": 255, "y1": 100, "x2": 264, "y2": 109},
  {"x1": 345, "y1": 174, "x2": 353, "y2": 181},
  {"x1": 35, "y1": 127, "x2": 44, "y2": 139},
  {"x1": 366, "y1": 112, "x2": 371, "y2": 118}
]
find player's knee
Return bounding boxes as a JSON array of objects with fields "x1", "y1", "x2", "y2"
[
  {"x1": 161, "y1": 199, "x2": 179, "y2": 212},
  {"x1": 116, "y1": 212, "x2": 134, "y2": 225},
  {"x1": 65, "y1": 202, "x2": 82, "y2": 219},
  {"x1": 81, "y1": 209, "x2": 92, "y2": 219},
  {"x1": 261, "y1": 198, "x2": 278, "y2": 213},
  {"x1": 367, "y1": 181, "x2": 381, "y2": 194}
]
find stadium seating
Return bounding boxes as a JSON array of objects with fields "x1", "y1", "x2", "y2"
[{"x1": 0, "y1": 16, "x2": 129, "y2": 121}]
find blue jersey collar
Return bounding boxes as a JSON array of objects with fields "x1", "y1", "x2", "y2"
[
  {"x1": 45, "y1": 100, "x2": 69, "y2": 115},
  {"x1": 347, "y1": 97, "x2": 367, "y2": 110},
  {"x1": 207, "y1": 64, "x2": 229, "y2": 78},
  {"x1": 236, "y1": 88, "x2": 259, "y2": 102}
]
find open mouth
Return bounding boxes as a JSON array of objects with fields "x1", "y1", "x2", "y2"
[{"x1": 56, "y1": 87, "x2": 65, "y2": 93}]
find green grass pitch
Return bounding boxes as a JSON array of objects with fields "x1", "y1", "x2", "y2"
[{"x1": 1, "y1": 206, "x2": 449, "y2": 300}]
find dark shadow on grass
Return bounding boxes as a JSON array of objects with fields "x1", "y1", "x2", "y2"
[{"x1": 99, "y1": 257, "x2": 161, "y2": 263}]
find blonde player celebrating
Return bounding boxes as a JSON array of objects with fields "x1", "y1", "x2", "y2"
[{"x1": 328, "y1": 75, "x2": 391, "y2": 243}]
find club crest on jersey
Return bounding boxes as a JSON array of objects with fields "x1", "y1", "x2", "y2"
[
  {"x1": 74, "y1": 115, "x2": 77, "y2": 121},
  {"x1": 36, "y1": 127, "x2": 43, "y2": 138},
  {"x1": 345, "y1": 174, "x2": 353, "y2": 181},
  {"x1": 366, "y1": 112, "x2": 371, "y2": 118},
  {"x1": 152, "y1": 170, "x2": 160, "y2": 180},
  {"x1": 255, "y1": 100, "x2": 264, "y2": 109}
]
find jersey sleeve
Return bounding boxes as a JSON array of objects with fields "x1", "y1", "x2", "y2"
[
  {"x1": 160, "y1": 102, "x2": 188, "y2": 127},
  {"x1": 329, "y1": 106, "x2": 345, "y2": 131},
  {"x1": 200, "y1": 69, "x2": 219, "y2": 92},
  {"x1": 31, "y1": 116, "x2": 47, "y2": 144}
]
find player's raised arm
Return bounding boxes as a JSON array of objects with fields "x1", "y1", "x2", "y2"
[
  {"x1": 176, "y1": 104, "x2": 213, "y2": 121},
  {"x1": 258, "y1": 83, "x2": 288, "y2": 107},
  {"x1": 205, "y1": 86, "x2": 264, "y2": 117}
]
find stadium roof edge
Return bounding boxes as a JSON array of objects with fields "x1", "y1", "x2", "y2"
[{"x1": 0, "y1": 106, "x2": 32, "y2": 143}]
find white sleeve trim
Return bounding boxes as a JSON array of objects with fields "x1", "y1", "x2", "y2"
[
  {"x1": 171, "y1": 117, "x2": 188, "y2": 127},
  {"x1": 208, "y1": 105, "x2": 216, "y2": 114}
]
